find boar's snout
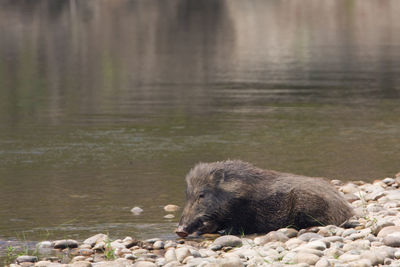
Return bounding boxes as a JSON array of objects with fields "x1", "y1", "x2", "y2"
[{"x1": 175, "y1": 225, "x2": 188, "y2": 237}]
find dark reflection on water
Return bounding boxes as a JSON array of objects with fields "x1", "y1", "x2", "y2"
[{"x1": 0, "y1": 0, "x2": 400, "y2": 247}]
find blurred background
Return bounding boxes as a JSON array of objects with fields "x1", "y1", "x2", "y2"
[{"x1": 0, "y1": 0, "x2": 399, "y2": 247}]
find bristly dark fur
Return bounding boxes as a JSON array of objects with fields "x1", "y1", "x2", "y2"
[{"x1": 177, "y1": 160, "x2": 354, "y2": 236}]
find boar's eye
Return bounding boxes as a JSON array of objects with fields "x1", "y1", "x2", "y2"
[{"x1": 198, "y1": 192, "x2": 205, "y2": 198}]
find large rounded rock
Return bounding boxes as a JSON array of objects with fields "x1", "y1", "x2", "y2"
[
  {"x1": 83, "y1": 234, "x2": 108, "y2": 247},
  {"x1": 383, "y1": 233, "x2": 400, "y2": 247},
  {"x1": 294, "y1": 252, "x2": 320, "y2": 265},
  {"x1": 254, "y1": 231, "x2": 288, "y2": 245},
  {"x1": 16, "y1": 255, "x2": 38, "y2": 264},
  {"x1": 377, "y1": 226, "x2": 400, "y2": 238},
  {"x1": 132, "y1": 262, "x2": 157, "y2": 267},
  {"x1": 175, "y1": 247, "x2": 191, "y2": 263},
  {"x1": 212, "y1": 235, "x2": 242, "y2": 248},
  {"x1": 54, "y1": 239, "x2": 79, "y2": 249},
  {"x1": 298, "y1": 232, "x2": 323, "y2": 242}
]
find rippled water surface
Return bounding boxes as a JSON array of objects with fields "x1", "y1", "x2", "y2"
[{"x1": 1, "y1": 0, "x2": 400, "y2": 250}]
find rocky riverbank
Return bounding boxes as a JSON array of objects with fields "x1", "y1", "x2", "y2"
[{"x1": 7, "y1": 174, "x2": 400, "y2": 267}]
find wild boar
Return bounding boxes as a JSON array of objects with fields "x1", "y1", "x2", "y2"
[{"x1": 175, "y1": 160, "x2": 353, "y2": 237}]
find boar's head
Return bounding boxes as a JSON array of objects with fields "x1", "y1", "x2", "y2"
[{"x1": 175, "y1": 160, "x2": 262, "y2": 237}]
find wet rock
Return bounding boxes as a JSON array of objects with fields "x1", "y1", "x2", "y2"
[
  {"x1": 54, "y1": 239, "x2": 79, "y2": 249},
  {"x1": 163, "y1": 205, "x2": 179, "y2": 212},
  {"x1": 16, "y1": 255, "x2": 38, "y2": 264},
  {"x1": 163, "y1": 214, "x2": 175, "y2": 219},
  {"x1": 212, "y1": 235, "x2": 242, "y2": 248},
  {"x1": 131, "y1": 206, "x2": 143, "y2": 215}
]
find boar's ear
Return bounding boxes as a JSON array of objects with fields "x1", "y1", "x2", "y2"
[{"x1": 210, "y1": 169, "x2": 226, "y2": 184}]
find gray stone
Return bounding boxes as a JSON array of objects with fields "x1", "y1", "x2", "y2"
[
  {"x1": 34, "y1": 261, "x2": 52, "y2": 267},
  {"x1": 175, "y1": 247, "x2": 191, "y2": 263},
  {"x1": 315, "y1": 258, "x2": 331, "y2": 267},
  {"x1": 254, "y1": 231, "x2": 289, "y2": 245},
  {"x1": 218, "y1": 256, "x2": 244, "y2": 267},
  {"x1": 342, "y1": 229, "x2": 357, "y2": 237},
  {"x1": 37, "y1": 241, "x2": 53, "y2": 249},
  {"x1": 83, "y1": 234, "x2": 108, "y2": 247},
  {"x1": 131, "y1": 206, "x2": 143, "y2": 215},
  {"x1": 164, "y1": 204, "x2": 179, "y2": 212},
  {"x1": 152, "y1": 240, "x2": 164, "y2": 250},
  {"x1": 343, "y1": 240, "x2": 370, "y2": 251},
  {"x1": 298, "y1": 232, "x2": 323, "y2": 242},
  {"x1": 384, "y1": 233, "x2": 400, "y2": 247},
  {"x1": 71, "y1": 261, "x2": 92, "y2": 267},
  {"x1": 163, "y1": 214, "x2": 175, "y2": 219},
  {"x1": 294, "y1": 253, "x2": 320, "y2": 265},
  {"x1": 278, "y1": 228, "x2": 299, "y2": 238},
  {"x1": 54, "y1": 239, "x2": 79, "y2": 249},
  {"x1": 347, "y1": 259, "x2": 372, "y2": 267},
  {"x1": 163, "y1": 261, "x2": 181, "y2": 267},
  {"x1": 305, "y1": 240, "x2": 327, "y2": 251},
  {"x1": 339, "y1": 253, "x2": 361, "y2": 262},
  {"x1": 360, "y1": 249, "x2": 385, "y2": 265},
  {"x1": 164, "y1": 248, "x2": 177, "y2": 262},
  {"x1": 294, "y1": 248, "x2": 324, "y2": 257},
  {"x1": 212, "y1": 235, "x2": 242, "y2": 248},
  {"x1": 16, "y1": 255, "x2": 38, "y2": 263},
  {"x1": 378, "y1": 226, "x2": 400, "y2": 237},
  {"x1": 286, "y1": 238, "x2": 305, "y2": 250},
  {"x1": 132, "y1": 262, "x2": 157, "y2": 267}
]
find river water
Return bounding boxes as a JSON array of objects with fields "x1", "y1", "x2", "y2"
[{"x1": 0, "y1": 0, "x2": 400, "y2": 249}]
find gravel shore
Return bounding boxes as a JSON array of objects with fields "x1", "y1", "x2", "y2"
[{"x1": 7, "y1": 174, "x2": 400, "y2": 267}]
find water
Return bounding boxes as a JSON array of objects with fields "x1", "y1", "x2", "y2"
[{"x1": 1, "y1": 0, "x2": 400, "y2": 252}]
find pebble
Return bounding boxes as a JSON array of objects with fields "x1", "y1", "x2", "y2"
[
  {"x1": 131, "y1": 206, "x2": 144, "y2": 215},
  {"x1": 294, "y1": 252, "x2": 320, "y2": 265},
  {"x1": 163, "y1": 214, "x2": 175, "y2": 219},
  {"x1": 83, "y1": 234, "x2": 108, "y2": 247},
  {"x1": 163, "y1": 205, "x2": 179, "y2": 212},
  {"x1": 153, "y1": 240, "x2": 164, "y2": 249},
  {"x1": 54, "y1": 239, "x2": 79, "y2": 249},
  {"x1": 175, "y1": 247, "x2": 191, "y2": 262},
  {"x1": 298, "y1": 232, "x2": 323, "y2": 242},
  {"x1": 16, "y1": 256, "x2": 38, "y2": 264},
  {"x1": 132, "y1": 262, "x2": 157, "y2": 267},
  {"x1": 254, "y1": 231, "x2": 289, "y2": 245},
  {"x1": 212, "y1": 235, "x2": 242, "y2": 248}
]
